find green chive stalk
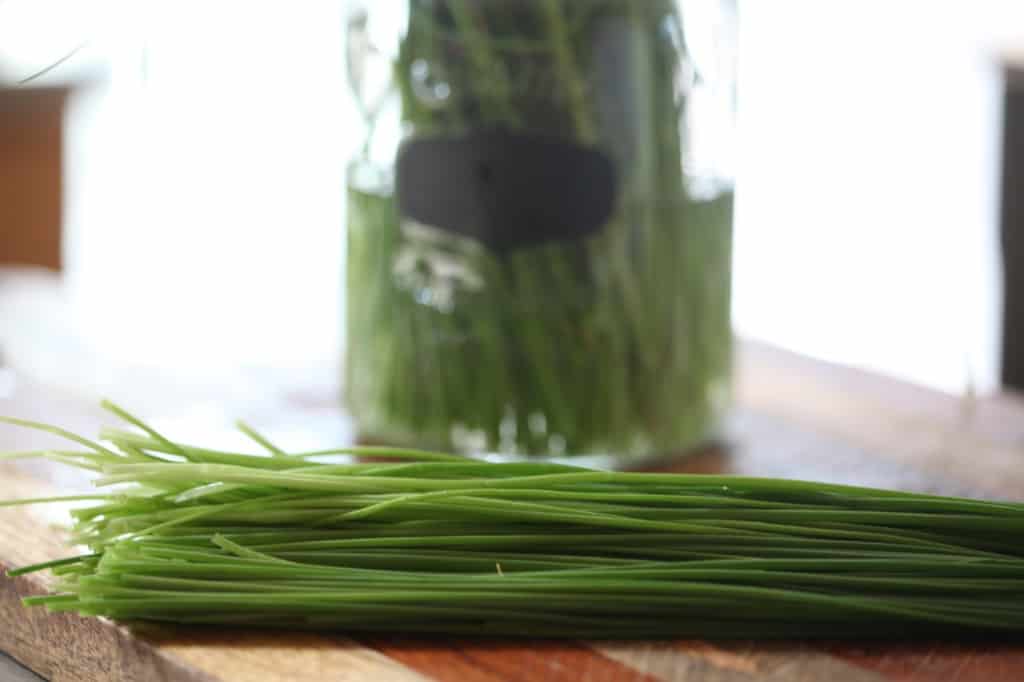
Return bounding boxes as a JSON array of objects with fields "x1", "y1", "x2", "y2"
[
  {"x1": 5, "y1": 402, "x2": 1024, "y2": 638},
  {"x1": 345, "y1": 0, "x2": 734, "y2": 462}
]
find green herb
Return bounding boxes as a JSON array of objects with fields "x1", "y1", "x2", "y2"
[
  {"x1": 4, "y1": 401, "x2": 1024, "y2": 638},
  {"x1": 345, "y1": 0, "x2": 733, "y2": 460}
]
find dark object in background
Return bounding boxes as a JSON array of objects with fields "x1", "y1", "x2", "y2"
[
  {"x1": 1003, "y1": 66, "x2": 1024, "y2": 390},
  {"x1": 0, "y1": 87, "x2": 66, "y2": 271},
  {"x1": 396, "y1": 130, "x2": 617, "y2": 252}
]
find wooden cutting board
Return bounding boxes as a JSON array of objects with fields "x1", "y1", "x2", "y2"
[{"x1": 2, "y1": 343, "x2": 1024, "y2": 682}]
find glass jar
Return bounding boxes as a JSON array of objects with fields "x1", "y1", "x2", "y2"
[{"x1": 344, "y1": 0, "x2": 737, "y2": 466}]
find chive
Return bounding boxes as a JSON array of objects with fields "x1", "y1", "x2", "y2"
[
  {"x1": 234, "y1": 421, "x2": 288, "y2": 458},
  {"x1": 7, "y1": 554, "x2": 101, "y2": 577},
  {"x1": 4, "y1": 405, "x2": 1024, "y2": 637}
]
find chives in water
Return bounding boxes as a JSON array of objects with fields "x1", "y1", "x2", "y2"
[{"x1": 345, "y1": 0, "x2": 737, "y2": 463}]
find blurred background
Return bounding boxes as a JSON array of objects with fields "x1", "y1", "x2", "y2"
[{"x1": 0, "y1": 0, "x2": 1022, "y2": 429}]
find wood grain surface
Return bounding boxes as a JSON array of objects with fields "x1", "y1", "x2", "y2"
[{"x1": 1, "y1": 343, "x2": 1023, "y2": 682}]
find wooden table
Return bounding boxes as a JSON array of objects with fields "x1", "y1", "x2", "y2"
[{"x1": 2, "y1": 342, "x2": 1024, "y2": 681}]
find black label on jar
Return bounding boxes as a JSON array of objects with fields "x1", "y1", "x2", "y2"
[{"x1": 395, "y1": 129, "x2": 617, "y2": 251}]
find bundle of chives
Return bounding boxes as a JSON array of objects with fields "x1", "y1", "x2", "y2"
[{"x1": 3, "y1": 401, "x2": 1024, "y2": 638}]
